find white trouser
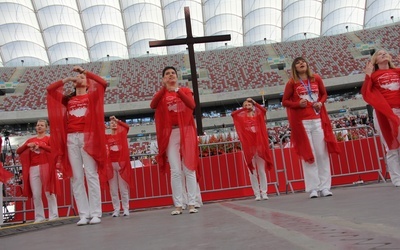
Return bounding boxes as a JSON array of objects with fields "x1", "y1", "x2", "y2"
[
  {"x1": 374, "y1": 109, "x2": 400, "y2": 186},
  {"x1": 109, "y1": 162, "x2": 129, "y2": 213},
  {"x1": 29, "y1": 166, "x2": 58, "y2": 221},
  {"x1": 301, "y1": 119, "x2": 332, "y2": 192},
  {"x1": 67, "y1": 133, "x2": 102, "y2": 219},
  {"x1": 0, "y1": 182, "x2": 3, "y2": 227},
  {"x1": 248, "y1": 154, "x2": 268, "y2": 197},
  {"x1": 182, "y1": 179, "x2": 203, "y2": 207},
  {"x1": 167, "y1": 128, "x2": 197, "y2": 207}
]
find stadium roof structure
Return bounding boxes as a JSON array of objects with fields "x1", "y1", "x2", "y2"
[{"x1": 0, "y1": 0, "x2": 399, "y2": 67}]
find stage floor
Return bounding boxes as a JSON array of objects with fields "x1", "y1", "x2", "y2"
[{"x1": 1, "y1": 182, "x2": 399, "y2": 250}]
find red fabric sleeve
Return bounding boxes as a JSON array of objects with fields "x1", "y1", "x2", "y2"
[
  {"x1": 83, "y1": 72, "x2": 108, "y2": 183},
  {"x1": 315, "y1": 75, "x2": 327, "y2": 103},
  {"x1": 282, "y1": 79, "x2": 302, "y2": 109},
  {"x1": 116, "y1": 120, "x2": 132, "y2": 185},
  {"x1": 0, "y1": 162, "x2": 13, "y2": 183},
  {"x1": 47, "y1": 80, "x2": 70, "y2": 178},
  {"x1": 150, "y1": 88, "x2": 167, "y2": 109},
  {"x1": 16, "y1": 142, "x2": 29, "y2": 155},
  {"x1": 177, "y1": 89, "x2": 195, "y2": 110},
  {"x1": 18, "y1": 138, "x2": 34, "y2": 197}
]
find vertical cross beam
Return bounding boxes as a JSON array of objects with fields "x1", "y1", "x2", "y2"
[{"x1": 149, "y1": 7, "x2": 231, "y2": 135}]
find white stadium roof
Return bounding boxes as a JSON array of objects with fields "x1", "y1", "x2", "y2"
[{"x1": 0, "y1": 0, "x2": 399, "y2": 67}]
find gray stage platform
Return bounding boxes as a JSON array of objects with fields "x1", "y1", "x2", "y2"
[{"x1": 1, "y1": 182, "x2": 399, "y2": 250}]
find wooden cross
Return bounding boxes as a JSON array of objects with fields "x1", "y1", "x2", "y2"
[{"x1": 149, "y1": 6, "x2": 231, "y2": 135}]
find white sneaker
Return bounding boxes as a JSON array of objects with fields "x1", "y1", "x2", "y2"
[
  {"x1": 34, "y1": 218, "x2": 46, "y2": 223},
  {"x1": 89, "y1": 217, "x2": 101, "y2": 225},
  {"x1": 76, "y1": 218, "x2": 89, "y2": 226},
  {"x1": 123, "y1": 210, "x2": 130, "y2": 216},
  {"x1": 321, "y1": 189, "x2": 333, "y2": 197},
  {"x1": 255, "y1": 195, "x2": 261, "y2": 201},
  {"x1": 309, "y1": 190, "x2": 318, "y2": 199},
  {"x1": 112, "y1": 211, "x2": 119, "y2": 217},
  {"x1": 262, "y1": 194, "x2": 269, "y2": 200}
]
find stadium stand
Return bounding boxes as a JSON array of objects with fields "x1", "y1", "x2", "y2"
[
  {"x1": 0, "y1": 24, "x2": 398, "y2": 115},
  {"x1": 0, "y1": 67, "x2": 15, "y2": 82}
]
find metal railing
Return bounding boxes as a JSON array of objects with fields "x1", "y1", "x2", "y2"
[{"x1": 2, "y1": 126, "x2": 388, "y2": 223}]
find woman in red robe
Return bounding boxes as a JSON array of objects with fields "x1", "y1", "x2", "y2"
[
  {"x1": 106, "y1": 116, "x2": 132, "y2": 217},
  {"x1": 282, "y1": 57, "x2": 339, "y2": 199},
  {"x1": 232, "y1": 98, "x2": 273, "y2": 201},
  {"x1": 16, "y1": 119, "x2": 58, "y2": 223},
  {"x1": 150, "y1": 66, "x2": 200, "y2": 215},
  {"x1": 47, "y1": 66, "x2": 107, "y2": 225},
  {"x1": 362, "y1": 50, "x2": 400, "y2": 187}
]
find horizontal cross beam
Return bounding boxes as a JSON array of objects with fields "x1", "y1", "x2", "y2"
[{"x1": 149, "y1": 35, "x2": 231, "y2": 48}]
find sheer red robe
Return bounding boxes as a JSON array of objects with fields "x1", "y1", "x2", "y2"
[
  {"x1": 106, "y1": 120, "x2": 132, "y2": 185},
  {"x1": 231, "y1": 102, "x2": 273, "y2": 172},
  {"x1": 16, "y1": 136, "x2": 56, "y2": 197},
  {"x1": 0, "y1": 162, "x2": 13, "y2": 183},
  {"x1": 283, "y1": 75, "x2": 340, "y2": 163},
  {"x1": 46, "y1": 72, "x2": 107, "y2": 180},
  {"x1": 150, "y1": 87, "x2": 199, "y2": 173},
  {"x1": 361, "y1": 69, "x2": 400, "y2": 150},
  {"x1": 0, "y1": 137, "x2": 13, "y2": 183}
]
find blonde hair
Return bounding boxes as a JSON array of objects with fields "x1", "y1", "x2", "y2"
[
  {"x1": 371, "y1": 49, "x2": 395, "y2": 70},
  {"x1": 37, "y1": 119, "x2": 48, "y2": 128},
  {"x1": 242, "y1": 100, "x2": 253, "y2": 108},
  {"x1": 291, "y1": 57, "x2": 314, "y2": 82}
]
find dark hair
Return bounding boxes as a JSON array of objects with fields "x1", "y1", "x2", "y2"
[{"x1": 162, "y1": 66, "x2": 177, "y2": 77}]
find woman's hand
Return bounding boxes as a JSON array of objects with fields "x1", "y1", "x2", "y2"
[
  {"x1": 27, "y1": 142, "x2": 39, "y2": 151},
  {"x1": 299, "y1": 99, "x2": 307, "y2": 108},
  {"x1": 313, "y1": 102, "x2": 322, "y2": 112},
  {"x1": 72, "y1": 66, "x2": 85, "y2": 74},
  {"x1": 363, "y1": 62, "x2": 374, "y2": 77}
]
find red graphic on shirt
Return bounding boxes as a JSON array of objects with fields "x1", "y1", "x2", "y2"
[
  {"x1": 165, "y1": 94, "x2": 185, "y2": 112},
  {"x1": 295, "y1": 83, "x2": 319, "y2": 102},
  {"x1": 376, "y1": 72, "x2": 400, "y2": 91},
  {"x1": 68, "y1": 96, "x2": 89, "y2": 117}
]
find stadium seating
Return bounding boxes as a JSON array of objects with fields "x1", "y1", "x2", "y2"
[
  {"x1": 1, "y1": 24, "x2": 399, "y2": 111},
  {"x1": 0, "y1": 67, "x2": 16, "y2": 82}
]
